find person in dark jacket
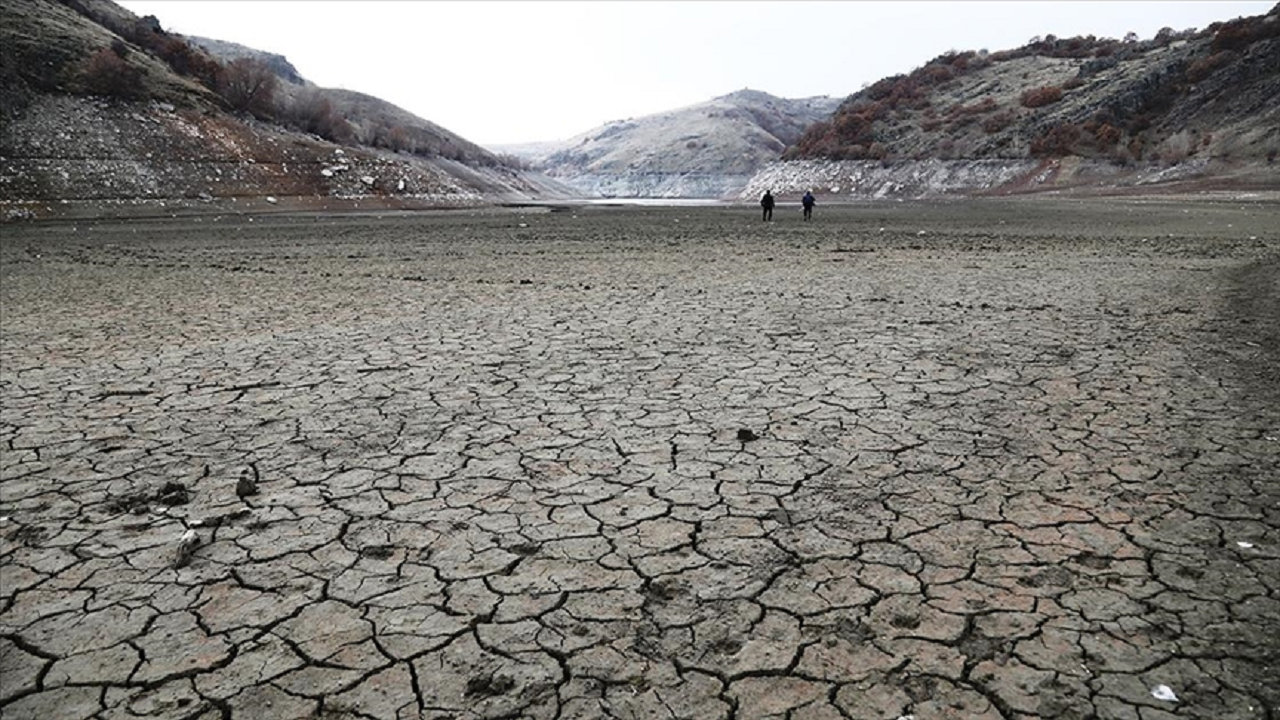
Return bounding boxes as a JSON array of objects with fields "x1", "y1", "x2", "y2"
[
  {"x1": 802, "y1": 190, "x2": 816, "y2": 221},
  {"x1": 761, "y1": 190, "x2": 775, "y2": 221}
]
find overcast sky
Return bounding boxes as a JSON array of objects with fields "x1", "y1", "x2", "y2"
[{"x1": 116, "y1": 1, "x2": 1272, "y2": 147}]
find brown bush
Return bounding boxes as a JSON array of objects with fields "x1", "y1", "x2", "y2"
[
  {"x1": 981, "y1": 110, "x2": 1015, "y2": 134},
  {"x1": 1030, "y1": 123, "x2": 1082, "y2": 156},
  {"x1": 921, "y1": 64, "x2": 953, "y2": 84},
  {"x1": 216, "y1": 58, "x2": 278, "y2": 117},
  {"x1": 79, "y1": 48, "x2": 143, "y2": 99},
  {"x1": 1185, "y1": 51, "x2": 1238, "y2": 83},
  {"x1": 1062, "y1": 77, "x2": 1084, "y2": 90},
  {"x1": 946, "y1": 97, "x2": 998, "y2": 118},
  {"x1": 1094, "y1": 123, "x2": 1122, "y2": 146},
  {"x1": 1211, "y1": 15, "x2": 1280, "y2": 53},
  {"x1": 154, "y1": 36, "x2": 220, "y2": 88},
  {"x1": 1020, "y1": 86, "x2": 1063, "y2": 108},
  {"x1": 280, "y1": 91, "x2": 354, "y2": 144}
]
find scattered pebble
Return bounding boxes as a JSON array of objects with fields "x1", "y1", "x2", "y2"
[
  {"x1": 236, "y1": 468, "x2": 259, "y2": 498},
  {"x1": 173, "y1": 529, "x2": 201, "y2": 568},
  {"x1": 1237, "y1": 541, "x2": 1255, "y2": 549},
  {"x1": 1151, "y1": 685, "x2": 1178, "y2": 702}
]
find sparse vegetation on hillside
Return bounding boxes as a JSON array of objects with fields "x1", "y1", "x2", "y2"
[
  {"x1": 79, "y1": 45, "x2": 143, "y2": 99},
  {"x1": 216, "y1": 57, "x2": 278, "y2": 118},
  {"x1": 1, "y1": 0, "x2": 520, "y2": 169},
  {"x1": 785, "y1": 7, "x2": 1280, "y2": 165}
]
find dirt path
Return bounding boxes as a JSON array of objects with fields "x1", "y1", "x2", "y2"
[{"x1": 1, "y1": 199, "x2": 1277, "y2": 719}]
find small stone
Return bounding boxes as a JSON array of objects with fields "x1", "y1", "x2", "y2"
[
  {"x1": 236, "y1": 469, "x2": 258, "y2": 498},
  {"x1": 737, "y1": 428, "x2": 759, "y2": 443},
  {"x1": 155, "y1": 482, "x2": 190, "y2": 506},
  {"x1": 173, "y1": 529, "x2": 201, "y2": 568}
]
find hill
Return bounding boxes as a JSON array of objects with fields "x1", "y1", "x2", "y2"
[
  {"x1": 0, "y1": 0, "x2": 574, "y2": 219},
  {"x1": 186, "y1": 35, "x2": 307, "y2": 87},
  {"x1": 746, "y1": 7, "x2": 1280, "y2": 200},
  {"x1": 499, "y1": 90, "x2": 841, "y2": 198}
]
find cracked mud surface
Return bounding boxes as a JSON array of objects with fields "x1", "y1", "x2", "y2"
[{"x1": 2, "y1": 198, "x2": 1278, "y2": 719}]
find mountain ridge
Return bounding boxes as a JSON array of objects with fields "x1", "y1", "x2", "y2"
[
  {"x1": 751, "y1": 8, "x2": 1279, "y2": 198},
  {"x1": 0, "y1": 0, "x2": 576, "y2": 218},
  {"x1": 497, "y1": 89, "x2": 841, "y2": 198}
]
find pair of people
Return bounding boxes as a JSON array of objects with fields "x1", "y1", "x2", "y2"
[{"x1": 760, "y1": 190, "x2": 817, "y2": 221}]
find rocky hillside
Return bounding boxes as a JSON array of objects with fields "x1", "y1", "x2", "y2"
[
  {"x1": 747, "y1": 7, "x2": 1280, "y2": 200},
  {"x1": 0, "y1": 0, "x2": 574, "y2": 219},
  {"x1": 499, "y1": 90, "x2": 841, "y2": 198},
  {"x1": 186, "y1": 36, "x2": 307, "y2": 87}
]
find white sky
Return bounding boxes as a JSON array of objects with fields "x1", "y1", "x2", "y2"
[{"x1": 116, "y1": 1, "x2": 1272, "y2": 147}]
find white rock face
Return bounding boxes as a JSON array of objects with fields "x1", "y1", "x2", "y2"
[
  {"x1": 741, "y1": 158, "x2": 1041, "y2": 200},
  {"x1": 556, "y1": 172, "x2": 756, "y2": 199}
]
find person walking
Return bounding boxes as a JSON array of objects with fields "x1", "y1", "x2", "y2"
[
  {"x1": 802, "y1": 190, "x2": 816, "y2": 221},
  {"x1": 761, "y1": 190, "x2": 775, "y2": 221}
]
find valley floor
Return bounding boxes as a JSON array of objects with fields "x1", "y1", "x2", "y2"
[{"x1": 1, "y1": 200, "x2": 1277, "y2": 719}]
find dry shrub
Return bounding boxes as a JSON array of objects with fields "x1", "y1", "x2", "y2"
[
  {"x1": 280, "y1": 91, "x2": 354, "y2": 144},
  {"x1": 946, "y1": 97, "x2": 998, "y2": 118},
  {"x1": 154, "y1": 36, "x2": 219, "y2": 88},
  {"x1": 1062, "y1": 77, "x2": 1085, "y2": 90},
  {"x1": 1094, "y1": 123, "x2": 1122, "y2": 146},
  {"x1": 922, "y1": 64, "x2": 953, "y2": 84},
  {"x1": 1185, "y1": 51, "x2": 1239, "y2": 83},
  {"x1": 1029, "y1": 123, "x2": 1082, "y2": 156},
  {"x1": 1020, "y1": 86, "x2": 1063, "y2": 108},
  {"x1": 79, "y1": 47, "x2": 143, "y2": 99},
  {"x1": 216, "y1": 58, "x2": 278, "y2": 118},
  {"x1": 1157, "y1": 130, "x2": 1193, "y2": 165},
  {"x1": 1211, "y1": 15, "x2": 1280, "y2": 53},
  {"x1": 981, "y1": 110, "x2": 1015, "y2": 134}
]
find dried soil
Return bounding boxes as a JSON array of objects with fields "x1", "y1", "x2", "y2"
[{"x1": 1, "y1": 198, "x2": 1277, "y2": 719}]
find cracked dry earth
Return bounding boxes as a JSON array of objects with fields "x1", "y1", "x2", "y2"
[{"x1": 1, "y1": 199, "x2": 1278, "y2": 720}]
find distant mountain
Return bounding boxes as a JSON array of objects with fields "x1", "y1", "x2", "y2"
[
  {"x1": 497, "y1": 89, "x2": 841, "y2": 198},
  {"x1": 0, "y1": 0, "x2": 575, "y2": 217},
  {"x1": 747, "y1": 7, "x2": 1280, "y2": 199}
]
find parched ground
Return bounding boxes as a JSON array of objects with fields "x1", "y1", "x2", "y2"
[{"x1": 1, "y1": 198, "x2": 1277, "y2": 720}]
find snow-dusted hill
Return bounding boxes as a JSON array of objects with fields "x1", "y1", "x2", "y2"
[{"x1": 494, "y1": 89, "x2": 841, "y2": 198}]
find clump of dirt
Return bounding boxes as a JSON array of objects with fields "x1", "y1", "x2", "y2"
[
  {"x1": 464, "y1": 673, "x2": 516, "y2": 698},
  {"x1": 104, "y1": 481, "x2": 191, "y2": 515}
]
